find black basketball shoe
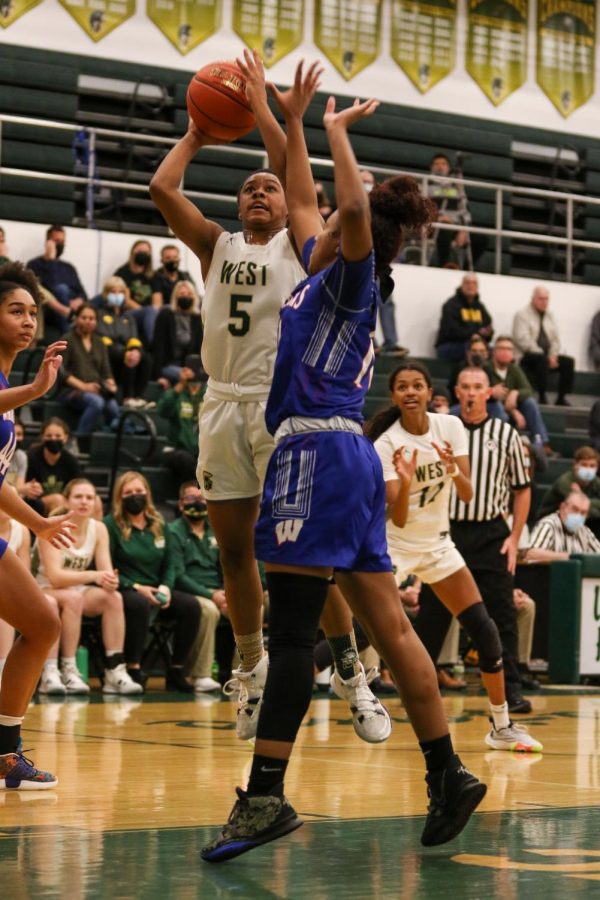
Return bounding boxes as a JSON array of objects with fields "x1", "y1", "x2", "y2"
[{"x1": 421, "y1": 755, "x2": 487, "y2": 847}]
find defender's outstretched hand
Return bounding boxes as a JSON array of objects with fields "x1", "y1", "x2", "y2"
[
  {"x1": 323, "y1": 96, "x2": 379, "y2": 131},
  {"x1": 269, "y1": 59, "x2": 324, "y2": 121},
  {"x1": 30, "y1": 342, "x2": 67, "y2": 399},
  {"x1": 35, "y1": 513, "x2": 76, "y2": 550}
]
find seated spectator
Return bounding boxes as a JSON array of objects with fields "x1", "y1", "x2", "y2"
[
  {"x1": 526, "y1": 491, "x2": 600, "y2": 560},
  {"x1": 168, "y1": 482, "x2": 227, "y2": 692},
  {"x1": 105, "y1": 471, "x2": 201, "y2": 692},
  {"x1": 448, "y1": 335, "x2": 505, "y2": 419},
  {"x1": 0, "y1": 225, "x2": 9, "y2": 266},
  {"x1": 27, "y1": 225, "x2": 86, "y2": 333},
  {"x1": 589, "y1": 309, "x2": 600, "y2": 370},
  {"x1": 314, "y1": 180, "x2": 334, "y2": 220},
  {"x1": 590, "y1": 400, "x2": 600, "y2": 453},
  {"x1": 429, "y1": 385, "x2": 450, "y2": 415},
  {"x1": 427, "y1": 153, "x2": 487, "y2": 270},
  {"x1": 151, "y1": 281, "x2": 202, "y2": 383},
  {"x1": 513, "y1": 589, "x2": 539, "y2": 690},
  {"x1": 60, "y1": 304, "x2": 119, "y2": 438},
  {"x1": 512, "y1": 286, "x2": 574, "y2": 406},
  {"x1": 435, "y1": 273, "x2": 493, "y2": 361},
  {"x1": 539, "y1": 446, "x2": 600, "y2": 538},
  {"x1": 488, "y1": 336, "x2": 553, "y2": 452},
  {"x1": 95, "y1": 276, "x2": 152, "y2": 408},
  {"x1": 6, "y1": 420, "x2": 30, "y2": 496},
  {"x1": 37, "y1": 478, "x2": 142, "y2": 695},
  {"x1": 146, "y1": 244, "x2": 196, "y2": 341},
  {"x1": 26, "y1": 417, "x2": 81, "y2": 514},
  {"x1": 113, "y1": 240, "x2": 155, "y2": 342},
  {"x1": 157, "y1": 356, "x2": 206, "y2": 487}
]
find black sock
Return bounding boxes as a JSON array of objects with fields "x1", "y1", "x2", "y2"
[
  {"x1": 126, "y1": 668, "x2": 144, "y2": 685},
  {"x1": 105, "y1": 652, "x2": 125, "y2": 670},
  {"x1": 419, "y1": 734, "x2": 455, "y2": 775},
  {"x1": 247, "y1": 753, "x2": 288, "y2": 796},
  {"x1": 0, "y1": 724, "x2": 21, "y2": 756},
  {"x1": 166, "y1": 666, "x2": 194, "y2": 693}
]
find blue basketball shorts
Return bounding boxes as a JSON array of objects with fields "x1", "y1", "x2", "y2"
[
  {"x1": 0, "y1": 538, "x2": 7, "y2": 562},
  {"x1": 255, "y1": 431, "x2": 392, "y2": 572}
]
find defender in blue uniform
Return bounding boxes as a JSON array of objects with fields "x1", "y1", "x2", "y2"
[
  {"x1": 0, "y1": 263, "x2": 74, "y2": 790},
  {"x1": 202, "y1": 86, "x2": 486, "y2": 864}
]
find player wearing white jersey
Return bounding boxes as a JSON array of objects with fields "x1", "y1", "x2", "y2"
[
  {"x1": 369, "y1": 361, "x2": 542, "y2": 753},
  {"x1": 150, "y1": 55, "x2": 389, "y2": 745}
]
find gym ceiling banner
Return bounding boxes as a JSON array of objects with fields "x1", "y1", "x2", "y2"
[
  {"x1": 232, "y1": 0, "x2": 304, "y2": 67},
  {"x1": 314, "y1": 0, "x2": 382, "y2": 81},
  {"x1": 56, "y1": 0, "x2": 134, "y2": 40},
  {"x1": 147, "y1": 0, "x2": 222, "y2": 55},
  {"x1": 466, "y1": 0, "x2": 527, "y2": 105},
  {"x1": 537, "y1": 0, "x2": 596, "y2": 117},
  {"x1": 0, "y1": 0, "x2": 42, "y2": 28},
  {"x1": 390, "y1": 0, "x2": 456, "y2": 94}
]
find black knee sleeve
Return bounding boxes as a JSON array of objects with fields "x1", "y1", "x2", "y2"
[
  {"x1": 258, "y1": 572, "x2": 329, "y2": 742},
  {"x1": 458, "y1": 603, "x2": 503, "y2": 673}
]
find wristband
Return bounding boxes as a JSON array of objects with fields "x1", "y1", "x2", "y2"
[{"x1": 448, "y1": 463, "x2": 460, "y2": 479}]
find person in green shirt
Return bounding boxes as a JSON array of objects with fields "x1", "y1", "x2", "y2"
[
  {"x1": 157, "y1": 356, "x2": 206, "y2": 488},
  {"x1": 539, "y1": 446, "x2": 600, "y2": 539},
  {"x1": 105, "y1": 470, "x2": 201, "y2": 692},
  {"x1": 169, "y1": 482, "x2": 228, "y2": 693}
]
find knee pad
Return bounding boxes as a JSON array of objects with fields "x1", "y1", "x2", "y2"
[{"x1": 458, "y1": 603, "x2": 503, "y2": 673}]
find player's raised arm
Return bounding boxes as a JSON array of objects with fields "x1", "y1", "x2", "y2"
[
  {"x1": 149, "y1": 123, "x2": 224, "y2": 279},
  {"x1": 322, "y1": 97, "x2": 379, "y2": 262},
  {"x1": 236, "y1": 49, "x2": 287, "y2": 185}
]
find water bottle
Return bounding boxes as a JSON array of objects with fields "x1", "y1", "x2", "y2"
[
  {"x1": 452, "y1": 659, "x2": 465, "y2": 680},
  {"x1": 76, "y1": 646, "x2": 89, "y2": 683}
]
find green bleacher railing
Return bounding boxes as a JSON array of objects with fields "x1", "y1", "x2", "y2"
[{"x1": 3, "y1": 112, "x2": 600, "y2": 282}]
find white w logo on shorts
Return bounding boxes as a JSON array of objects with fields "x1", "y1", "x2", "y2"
[{"x1": 275, "y1": 520, "x2": 304, "y2": 545}]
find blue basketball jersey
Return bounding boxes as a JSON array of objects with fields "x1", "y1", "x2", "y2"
[
  {"x1": 265, "y1": 243, "x2": 379, "y2": 435},
  {"x1": 0, "y1": 372, "x2": 16, "y2": 490}
]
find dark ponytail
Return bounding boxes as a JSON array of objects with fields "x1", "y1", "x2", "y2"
[
  {"x1": 364, "y1": 359, "x2": 434, "y2": 443},
  {"x1": 369, "y1": 176, "x2": 436, "y2": 277},
  {"x1": 0, "y1": 261, "x2": 42, "y2": 307}
]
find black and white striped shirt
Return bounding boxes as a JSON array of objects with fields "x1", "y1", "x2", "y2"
[
  {"x1": 449, "y1": 416, "x2": 530, "y2": 522},
  {"x1": 529, "y1": 512, "x2": 600, "y2": 554}
]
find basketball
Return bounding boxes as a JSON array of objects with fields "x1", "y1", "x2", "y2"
[{"x1": 186, "y1": 61, "x2": 256, "y2": 142}]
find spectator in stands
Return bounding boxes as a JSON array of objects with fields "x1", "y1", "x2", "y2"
[
  {"x1": 590, "y1": 400, "x2": 600, "y2": 453},
  {"x1": 157, "y1": 355, "x2": 206, "y2": 487},
  {"x1": 37, "y1": 478, "x2": 143, "y2": 695},
  {"x1": 169, "y1": 482, "x2": 225, "y2": 693},
  {"x1": 539, "y1": 446, "x2": 600, "y2": 539},
  {"x1": 429, "y1": 386, "x2": 450, "y2": 415},
  {"x1": 513, "y1": 589, "x2": 539, "y2": 690},
  {"x1": 60, "y1": 304, "x2": 119, "y2": 438},
  {"x1": 27, "y1": 225, "x2": 86, "y2": 334},
  {"x1": 448, "y1": 335, "x2": 505, "y2": 420},
  {"x1": 151, "y1": 244, "x2": 195, "y2": 308},
  {"x1": 0, "y1": 226, "x2": 9, "y2": 265},
  {"x1": 488, "y1": 336, "x2": 553, "y2": 452},
  {"x1": 151, "y1": 280, "x2": 202, "y2": 383},
  {"x1": 526, "y1": 491, "x2": 600, "y2": 560},
  {"x1": 589, "y1": 309, "x2": 600, "y2": 370},
  {"x1": 427, "y1": 153, "x2": 487, "y2": 269},
  {"x1": 26, "y1": 418, "x2": 81, "y2": 514},
  {"x1": 113, "y1": 240, "x2": 155, "y2": 342},
  {"x1": 314, "y1": 180, "x2": 334, "y2": 220},
  {"x1": 105, "y1": 471, "x2": 201, "y2": 692},
  {"x1": 435, "y1": 273, "x2": 493, "y2": 361},
  {"x1": 95, "y1": 275, "x2": 152, "y2": 408},
  {"x1": 512, "y1": 286, "x2": 574, "y2": 406}
]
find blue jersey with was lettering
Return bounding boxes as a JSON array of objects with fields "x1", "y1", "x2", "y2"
[
  {"x1": 265, "y1": 241, "x2": 378, "y2": 435},
  {"x1": 0, "y1": 373, "x2": 16, "y2": 490}
]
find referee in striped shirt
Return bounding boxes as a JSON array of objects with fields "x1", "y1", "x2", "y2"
[{"x1": 450, "y1": 366, "x2": 532, "y2": 713}]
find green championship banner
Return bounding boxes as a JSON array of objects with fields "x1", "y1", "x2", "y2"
[
  {"x1": 314, "y1": 0, "x2": 381, "y2": 81},
  {"x1": 147, "y1": 0, "x2": 221, "y2": 55},
  {"x1": 233, "y1": 0, "x2": 304, "y2": 67},
  {"x1": 57, "y1": 0, "x2": 134, "y2": 40},
  {"x1": 466, "y1": 0, "x2": 527, "y2": 105},
  {"x1": 391, "y1": 1, "x2": 456, "y2": 94},
  {"x1": 537, "y1": 0, "x2": 596, "y2": 117},
  {"x1": 0, "y1": 0, "x2": 42, "y2": 28}
]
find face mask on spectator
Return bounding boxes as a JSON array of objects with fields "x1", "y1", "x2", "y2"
[
  {"x1": 122, "y1": 493, "x2": 147, "y2": 515},
  {"x1": 177, "y1": 296, "x2": 193, "y2": 311},
  {"x1": 134, "y1": 251, "x2": 150, "y2": 267},
  {"x1": 164, "y1": 260, "x2": 179, "y2": 273},
  {"x1": 15, "y1": 439, "x2": 23, "y2": 450},
  {"x1": 564, "y1": 512, "x2": 585, "y2": 533},
  {"x1": 43, "y1": 438, "x2": 63, "y2": 454},
  {"x1": 107, "y1": 292, "x2": 125, "y2": 307},
  {"x1": 182, "y1": 500, "x2": 208, "y2": 519},
  {"x1": 54, "y1": 242, "x2": 65, "y2": 258},
  {"x1": 576, "y1": 465, "x2": 597, "y2": 482}
]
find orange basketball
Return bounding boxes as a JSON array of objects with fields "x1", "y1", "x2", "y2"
[{"x1": 186, "y1": 61, "x2": 257, "y2": 142}]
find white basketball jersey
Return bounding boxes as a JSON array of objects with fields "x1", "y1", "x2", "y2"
[
  {"x1": 375, "y1": 413, "x2": 469, "y2": 552},
  {"x1": 37, "y1": 518, "x2": 97, "y2": 586},
  {"x1": 201, "y1": 229, "x2": 305, "y2": 386}
]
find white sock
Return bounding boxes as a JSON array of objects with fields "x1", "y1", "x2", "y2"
[
  {"x1": 0, "y1": 714, "x2": 24, "y2": 727},
  {"x1": 44, "y1": 659, "x2": 59, "y2": 672},
  {"x1": 61, "y1": 657, "x2": 76, "y2": 668},
  {"x1": 490, "y1": 701, "x2": 510, "y2": 730}
]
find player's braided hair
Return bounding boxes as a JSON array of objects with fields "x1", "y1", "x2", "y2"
[
  {"x1": 364, "y1": 360, "x2": 433, "y2": 443},
  {"x1": 369, "y1": 176, "x2": 436, "y2": 278},
  {"x1": 0, "y1": 261, "x2": 42, "y2": 307}
]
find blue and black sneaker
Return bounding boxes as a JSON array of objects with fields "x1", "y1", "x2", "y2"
[
  {"x1": 201, "y1": 786, "x2": 302, "y2": 863},
  {"x1": 421, "y1": 755, "x2": 486, "y2": 846},
  {"x1": 0, "y1": 752, "x2": 58, "y2": 790}
]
